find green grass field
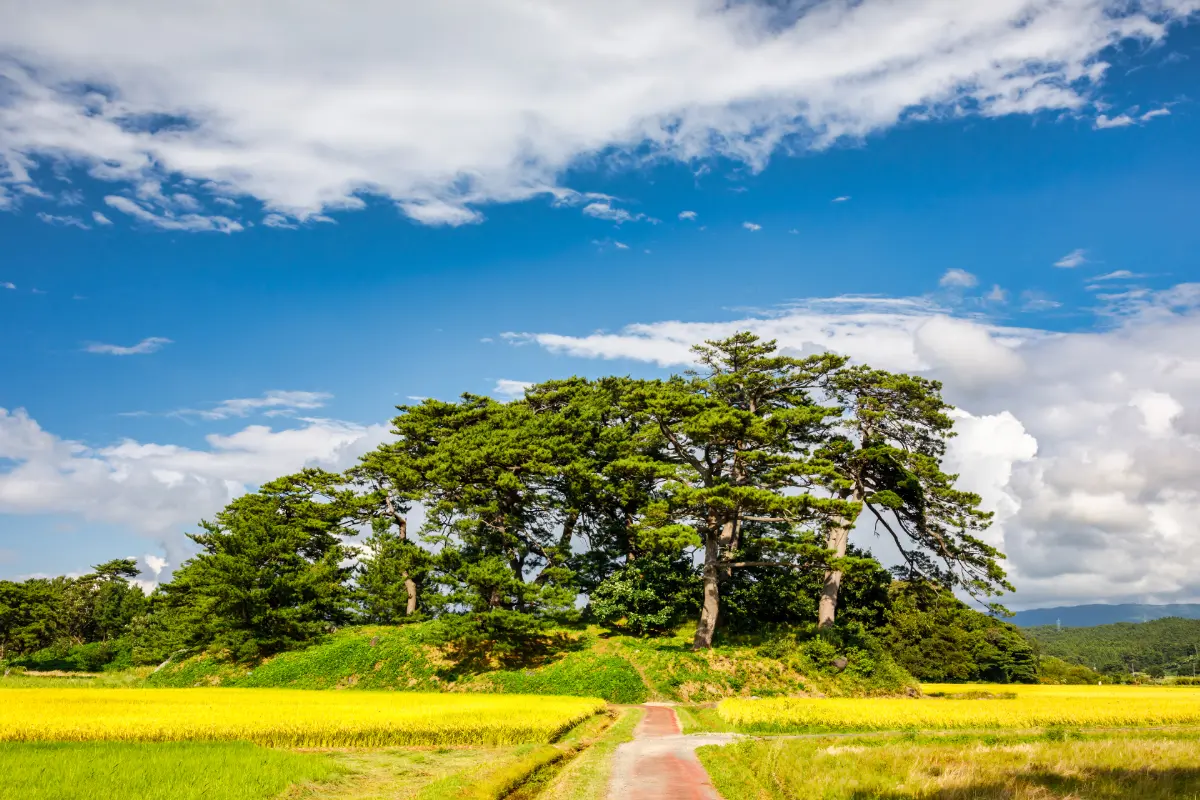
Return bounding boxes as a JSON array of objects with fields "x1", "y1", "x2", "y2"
[
  {"x1": 698, "y1": 732, "x2": 1200, "y2": 799},
  {"x1": 0, "y1": 741, "x2": 340, "y2": 800}
]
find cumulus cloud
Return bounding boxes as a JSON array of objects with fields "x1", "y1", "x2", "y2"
[
  {"x1": 1, "y1": 2, "x2": 1195, "y2": 226},
  {"x1": 84, "y1": 336, "x2": 172, "y2": 355},
  {"x1": 986, "y1": 284, "x2": 1009, "y2": 303},
  {"x1": 175, "y1": 390, "x2": 332, "y2": 421},
  {"x1": 91, "y1": 211, "x2": 112, "y2": 225},
  {"x1": 1054, "y1": 248, "x2": 1088, "y2": 268},
  {"x1": 508, "y1": 285, "x2": 1200, "y2": 606},
  {"x1": 493, "y1": 379, "x2": 533, "y2": 399},
  {"x1": 0, "y1": 408, "x2": 390, "y2": 567},
  {"x1": 939, "y1": 268, "x2": 978, "y2": 288},
  {"x1": 2, "y1": 282, "x2": 14, "y2": 290},
  {"x1": 678, "y1": 210, "x2": 697, "y2": 221},
  {"x1": 582, "y1": 202, "x2": 645, "y2": 224},
  {"x1": 742, "y1": 221, "x2": 762, "y2": 231}
]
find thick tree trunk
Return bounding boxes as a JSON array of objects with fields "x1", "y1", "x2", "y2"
[
  {"x1": 693, "y1": 534, "x2": 721, "y2": 650},
  {"x1": 818, "y1": 515, "x2": 853, "y2": 629},
  {"x1": 404, "y1": 577, "x2": 418, "y2": 616}
]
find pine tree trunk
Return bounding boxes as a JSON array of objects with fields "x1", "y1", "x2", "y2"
[
  {"x1": 693, "y1": 534, "x2": 721, "y2": 650},
  {"x1": 818, "y1": 518, "x2": 852, "y2": 629},
  {"x1": 404, "y1": 577, "x2": 418, "y2": 616}
]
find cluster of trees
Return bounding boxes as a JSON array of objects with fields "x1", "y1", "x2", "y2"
[
  {"x1": 0, "y1": 559, "x2": 145, "y2": 669},
  {"x1": 1027, "y1": 617, "x2": 1200, "y2": 679},
  {"x1": 4, "y1": 333, "x2": 1024, "y2": 675}
]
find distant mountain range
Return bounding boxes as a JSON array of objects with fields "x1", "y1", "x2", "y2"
[{"x1": 1011, "y1": 603, "x2": 1200, "y2": 628}]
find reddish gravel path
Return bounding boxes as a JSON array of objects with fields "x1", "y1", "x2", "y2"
[{"x1": 607, "y1": 705, "x2": 737, "y2": 800}]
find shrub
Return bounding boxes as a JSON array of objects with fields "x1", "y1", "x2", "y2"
[{"x1": 588, "y1": 557, "x2": 700, "y2": 636}]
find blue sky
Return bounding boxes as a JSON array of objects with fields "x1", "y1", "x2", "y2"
[{"x1": 3, "y1": 2, "x2": 1200, "y2": 607}]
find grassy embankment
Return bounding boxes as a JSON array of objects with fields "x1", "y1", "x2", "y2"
[
  {"x1": 698, "y1": 731, "x2": 1200, "y2": 799},
  {"x1": 143, "y1": 621, "x2": 915, "y2": 703}
]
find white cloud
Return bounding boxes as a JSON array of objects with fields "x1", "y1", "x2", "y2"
[
  {"x1": 493, "y1": 379, "x2": 533, "y2": 399},
  {"x1": 1021, "y1": 290, "x2": 1063, "y2": 312},
  {"x1": 1054, "y1": 248, "x2": 1087, "y2": 268},
  {"x1": 1097, "y1": 107, "x2": 1172, "y2": 128},
  {"x1": 36, "y1": 212, "x2": 89, "y2": 229},
  {"x1": 986, "y1": 284, "x2": 1009, "y2": 303},
  {"x1": 614, "y1": 241, "x2": 629, "y2": 249},
  {"x1": 104, "y1": 196, "x2": 243, "y2": 233},
  {"x1": 678, "y1": 210, "x2": 697, "y2": 221},
  {"x1": 91, "y1": 211, "x2": 112, "y2": 225},
  {"x1": 2, "y1": 282, "x2": 14, "y2": 290},
  {"x1": 742, "y1": 221, "x2": 762, "y2": 231},
  {"x1": 0, "y1": 408, "x2": 390, "y2": 566},
  {"x1": 84, "y1": 336, "x2": 172, "y2": 356},
  {"x1": 1, "y1": 2, "x2": 1194, "y2": 225},
  {"x1": 507, "y1": 286, "x2": 1200, "y2": 605},
  {"x1": 1095, "y1": 113, "x2": 1136, "y2": 129},
  {"x1": 582, "y1": 201, "x2": 643, "y2": 224},
  {"x1": 176, "y1": 390, "x2": 331, "y2": 421},
  {"x1": 939, "y1": 268, "x2": 978, "y2": 288},
  {"x1": 832, "y1": 195, "x2": 851, "y2": 203},
  {"x1": 1093, "y1": 270, "x2": 1143, "y2": 281},
  {"x1": 143, "y1": 554, "x2": 168, "y2": 577},
  {"x1": 262, "y1": 213, "x2": 298, "y2": 229}
]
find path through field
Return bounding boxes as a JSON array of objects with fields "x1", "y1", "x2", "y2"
[{"x1": 607, "y1": 704, "x2": 738, "y2": 800}]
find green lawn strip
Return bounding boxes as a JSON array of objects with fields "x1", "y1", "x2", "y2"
[
  {"x1": 676, "y1": 705, "x2": 734, "y2": 734},
  {"x1": 536, "y1": 707, "x2": 645, "y2": 800},
  {"x1": 0, "y1": 741, "x2": 341, "y2": 800},
  {"x1": 697, "y1": 730, "x2": 1200, "y2": 800},
  {"x1": 413, "y1": 744, "x2": 564, "y2": 800},
  {"x1": 294, "y1": 746, "x2": 521, "y2": 799}
]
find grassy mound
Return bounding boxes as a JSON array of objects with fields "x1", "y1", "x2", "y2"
[{"x1": 146, "y1": 621, "x2": 915, "y2": 703}]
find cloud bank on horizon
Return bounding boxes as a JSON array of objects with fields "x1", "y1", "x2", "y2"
[
  {"x1": 4, "y1": 282, "x2": 1200, "y2": 605},
  {"x1": 506, "y1": 285, "x2": 1200, "y2": 608},
  {"x1": 1, "y1": 0, "x2": 1194, "y2": 226}
]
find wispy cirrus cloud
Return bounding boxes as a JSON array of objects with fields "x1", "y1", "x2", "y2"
[
  {"x1": 1, "y1": 2, "x2": 1195, "y2": 228},
  {"x1": 175, "y1": 390, "x2": 332, "y2": 421},
  {"x1": 1054, "y1": 248, "x2": 1088, "y2": 268},
  {"x1": 83, "y1": 337, "x2": 172, "y2": 356},
  {"x1": 104, "y1": 196, "x2": 242, "y2": 233},
  {"x1": 36, "y1": 212, "x2": 89, "y2": 229}
]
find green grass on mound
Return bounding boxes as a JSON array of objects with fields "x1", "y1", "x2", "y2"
[
  {"x1": 147, "y1": 625, "x2": 647, "y2": 703},
  {"x1": 0, "y1": 741, "x2": 340, "y2": 800},
  {"x1": 145, "y1": 621, "x2": 915, "y2": 704}
]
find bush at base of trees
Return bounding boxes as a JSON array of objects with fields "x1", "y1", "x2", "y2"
[{"x1": 878, "y1": 582, "x2": 1038, "y2": 684}]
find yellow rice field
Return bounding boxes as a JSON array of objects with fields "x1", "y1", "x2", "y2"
[
  {"x1": 0, "y1": 688, "x2": 604, "y2": 746},
  {"x1": 718, "y1": 683, "x2": 1200, "y2": 733}
]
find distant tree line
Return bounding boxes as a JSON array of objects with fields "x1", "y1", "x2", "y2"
[
  {"x1": 3, "y1": 333, "x2": 1036, "y2": 682},
  {"x1": 0, "y1": 559, "x2": 145, "y2": 670},
  {"x1": 1026, "y1": 617, "x2": 1200, "y2": 680}
]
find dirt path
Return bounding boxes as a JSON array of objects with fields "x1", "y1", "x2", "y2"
[{"x1": 606, "y1": 704, "x2": 739, "y2": 800}]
